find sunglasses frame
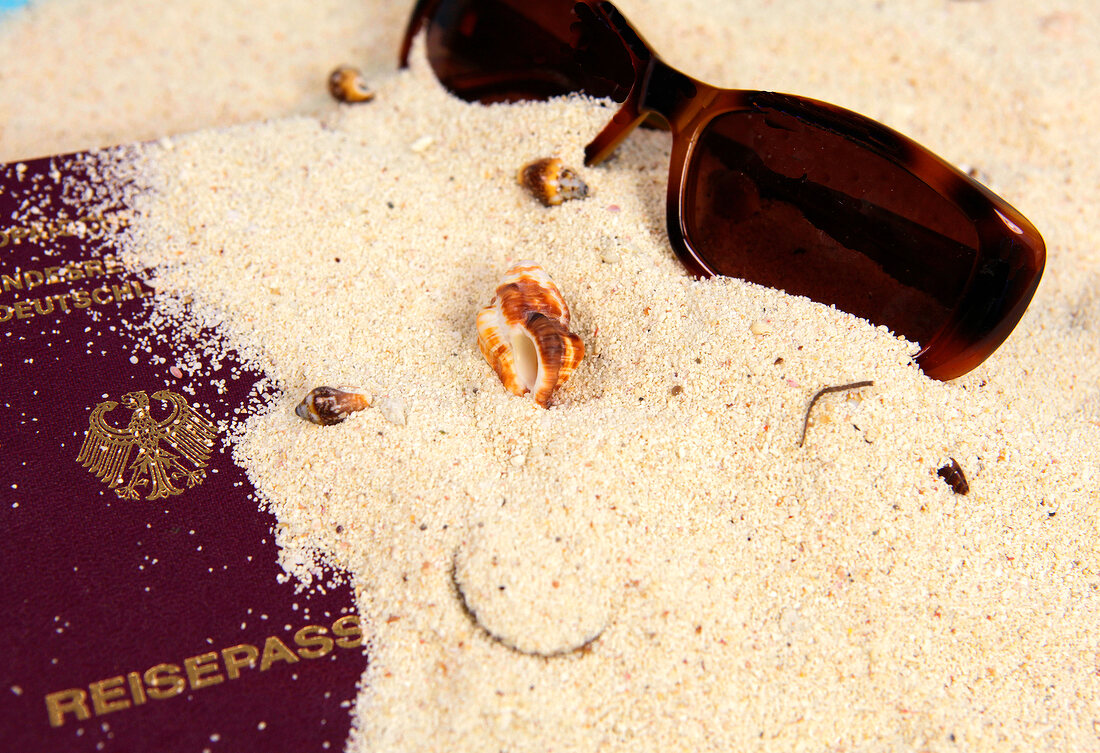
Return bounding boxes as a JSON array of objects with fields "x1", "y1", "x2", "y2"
[{"x1": 400, "y1": 0, "x2": 1045, "y2": 381}]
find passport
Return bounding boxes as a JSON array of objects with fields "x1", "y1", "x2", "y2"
[{"x1": 0, "y1": 151, "x2": 368, "y2": 752}]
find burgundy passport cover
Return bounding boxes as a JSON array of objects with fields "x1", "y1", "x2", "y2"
[{"x1": 0, "y1": 153, "x2": 368, "y2": 751}]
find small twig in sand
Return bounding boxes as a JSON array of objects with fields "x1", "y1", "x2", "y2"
[{"x1": 799, "y1": 380, "x2": 874, "y2": 447}]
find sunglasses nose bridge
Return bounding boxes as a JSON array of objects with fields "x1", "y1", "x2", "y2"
[
  {"x1": 398, "y1": 0, "x2": 438, "y2": 68},
  {"x1": 583, "y1": 58, "x2": 705, "y2": 166},
  {"x1": 637, "y1": 59, "x2": 704, "y2": 126}
]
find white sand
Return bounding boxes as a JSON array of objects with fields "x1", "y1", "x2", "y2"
[{"x1": 4, "y1": 1, "x2": 1098, "y2": 750}]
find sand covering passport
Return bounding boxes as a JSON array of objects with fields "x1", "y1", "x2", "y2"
[{"x1": 0, "y1": 151, "x2": 368, "y2": 752}]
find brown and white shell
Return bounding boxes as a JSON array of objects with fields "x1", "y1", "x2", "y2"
[
  {"x1": 296, "y1": 386, "x2": 372, "y2": 425},
  {"x1": 518, "y1": 158, "x2": 589, "y2": 206},
  {"x1": 476, "y1": 261, "x2": 584, "y2": 408},
  {"x1": 327, "y1": 65, "x2": 375, "y2": 103}
]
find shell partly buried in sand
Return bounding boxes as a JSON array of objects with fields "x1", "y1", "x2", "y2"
[
  {"x1": 327, "y1": 65, "x2": 375, "y2": 103},
  {"x1": 296, "y1": 386, "x2": 372, "y2": 425},
  {"x1": 518, "y1": 158, "x2": 589, "y2": 206},
  {"x1": 476, "y1": 262, "x2": 584, "y2": 408}
]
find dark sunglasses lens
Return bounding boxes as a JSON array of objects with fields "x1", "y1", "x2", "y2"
[
  {"x1": 423, "y1": 0, "x2": 635, "y2": 103},
  {"x1": 685, "y1": 106, "x2": 984, "y2": 348}
]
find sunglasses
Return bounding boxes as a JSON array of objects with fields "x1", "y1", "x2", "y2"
[{"x1": 399, "y1": 0, "x2": 1046, "y2": 380}]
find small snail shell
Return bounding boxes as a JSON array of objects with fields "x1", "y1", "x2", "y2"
[
  {"x1": 476, "y1": 261, "x2": 584, "y2": 408},
  {"x1": 296, "y1": 386, "x2": 372, "y2": 425},
  {"x1": 328, "y1": 65, "x2": 375, "y2": 103},
  {"x1": 518, "y1": 158, "x2": 589, "y2": 206}
]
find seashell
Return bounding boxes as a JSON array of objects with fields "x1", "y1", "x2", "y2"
[
  {"x1": 296, "y1": 386, "x2": 372, "y2": 425},
  {"x1": 328, "y1": 65, "x2": 375, "y2": 103},
  {"x1": 518, "y1": 158, "x2": 589, "y2": 206},
  {"x1": 937, "y1": 457, "x2": 969, "y2": 495},
  {"x1": 476, "y1": 261, "x2": 584, "y2": 408},
  {"x1": 377, "y1": 395, "x2": 407, "y2": 426}
]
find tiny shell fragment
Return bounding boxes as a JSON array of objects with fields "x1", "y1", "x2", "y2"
[
  {"x1": 518, "y1": 158, "x2": 589, "y2": 206},
  {"x1": 296, "y1": 386, "x2": 372, "y2": 425},
  {"x1": 410, "y1": 136, "x2": 434, "y2": 153},
  {"x1": 937, "y1": 458, "x2": 969, "y2": 495},
  {"x1": 328, "y1": 65, "x2": 375, "y2": 103},
  {"x1": 749, "y1": 319, "x2": 772, "y2": 336},
  {"x1": 378, "y1": 396, "x2": 407, "y2": 426},
  {"x1": 476, "y1": 261, "x2": 584, "y2": 408}
]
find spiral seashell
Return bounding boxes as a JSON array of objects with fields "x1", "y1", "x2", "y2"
[
  {"x1": 296, "y1": 386, "x2": 372, "y2": 425},
  {"x1": 518, "y1": 158, "x2": 589, "y2": 206},
  {"x1": 476, "y1": 262, "x2": 585, "y2": 408},
  {"x1": 328, "y1": 65, "x2": 375, "y2": 103}
]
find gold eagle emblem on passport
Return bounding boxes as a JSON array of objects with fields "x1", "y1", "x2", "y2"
[{"x1": 76, "y1": 390, "x2": 217, "y2": 500}]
